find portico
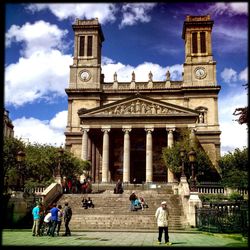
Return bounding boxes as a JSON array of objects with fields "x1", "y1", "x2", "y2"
[{"x1": 76, "y1": 94, "x2": 199, "y2": 183}]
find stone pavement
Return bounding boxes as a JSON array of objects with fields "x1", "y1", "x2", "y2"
[{"x1": 1, "y1": 230, "x2": 248, "y2": 247}]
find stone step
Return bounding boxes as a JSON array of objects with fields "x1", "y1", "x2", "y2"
[{"x1": 56, "y1": 187, "x2": 186, "y2": 231}]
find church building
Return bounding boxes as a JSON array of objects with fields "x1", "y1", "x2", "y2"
[{"x1": 64, "y1": 15, "x2": 221, "y2": 184}]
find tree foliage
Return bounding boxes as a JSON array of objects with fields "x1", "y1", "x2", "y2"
[
  {"x1": 233, "y1": 107, "x2": 248, "y2": 125},
  {"x1": 162, "y1": 128, "x2": 219, "y2": 182},
  {"x1": 3, "y1": 138, "x2": 86, "y2": 189},
  {"x1": 3, "y1": 137, "x2": 26, "y2": 186},
  {"x1": 233, "y1": 83, "x2": 248, "y2": 125},
  {"x1": 218, "y1": 147, "x2": 248, "y2": 189}
]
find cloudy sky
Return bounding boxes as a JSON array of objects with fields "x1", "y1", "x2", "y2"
[{"x1": 5, "y1": 2, "x2": 248, "y2": 155}]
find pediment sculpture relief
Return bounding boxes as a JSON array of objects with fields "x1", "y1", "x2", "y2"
[{"x1": 102, "y1": 100, "x2": 183, "y2": 115}]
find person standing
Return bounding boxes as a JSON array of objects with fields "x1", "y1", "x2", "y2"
[
  {"x1": 32, "y1": 202, "x2": 42, "y2": 236},
  {"x1": 155, "y1": 201, "x2": 172, "y2": 245},
  {"x1": 56, "y1": 204, "x2": 63, "y2": 236},
  {"x1": 63, "y1": 202, "x2": 72, "y2": 236},
  {"x1": 49, "y1": 203, "x2": 59, "y2": 237}
]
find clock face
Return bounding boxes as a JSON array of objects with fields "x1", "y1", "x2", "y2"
[
  {"x1": 195, "y1": 67, "x2": 206, "y2": 79},
  {"x1": 80, "y1": 70, "x2": 91, "y2": 81}
]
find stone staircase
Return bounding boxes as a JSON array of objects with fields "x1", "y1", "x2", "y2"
[{"x1": 57, "y1": 184, "x2": 187, "y2": 232}]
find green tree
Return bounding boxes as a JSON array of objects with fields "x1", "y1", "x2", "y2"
[
  {"x1": 4, "y1": 139, "x2": 87, "y2": 189},
  {"x1": 162, "y1": 128, "x2": 219, "y2": 182},
  {"x1": 218, "y1": 147, "x2": 248, "y2": 189},
  {"x1": 3, "y1": 137, "x2": 25, "y2": 188}
]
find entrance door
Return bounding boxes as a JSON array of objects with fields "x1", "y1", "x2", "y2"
[{"x1": 130, "y1": 150, "x2": 145, "y2": 183}]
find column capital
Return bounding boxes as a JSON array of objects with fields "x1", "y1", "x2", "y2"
[
  {"x1": 145, "y1": 128, "x2": 154, "y2": 133},
  {"x1": 166, "y1": 126, "x2": 176, "y2": 132},
  {"x1": 80, "y1": 125, "x2": 90, "y2": 132},
  {"x1": 101, "y1": 125, "x2": 111, "y2": 132},
  {"x1": 122, "y1": 125, "x2": 132, "y2": 133},
  {"x1": 145, "y1": 125, "x2": 154, "y2": 133},
  {"x1": 122, "y1": 128, "x2": 132, "y2": 133}
]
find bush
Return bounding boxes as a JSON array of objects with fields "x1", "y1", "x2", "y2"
[
  {"x1": 228, "y1": 192, "x2": 244, "y2": 201},
  {"x1": 199, "y1": 193, "x2": 225, "y2": 202}
]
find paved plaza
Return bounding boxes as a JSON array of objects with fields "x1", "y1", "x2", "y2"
[{"x1": 1, "y1": 230, "x2": 248, "y2": 247}]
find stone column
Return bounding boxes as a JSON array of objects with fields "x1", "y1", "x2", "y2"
[
  {"x1": 145, "y1": 127, "x2": 154, "y2": 183},
  {"x1": 80, "y1": 126, "x2": 89, "y2": 161},
  {"x1": 101, "y1": 127, "x2": 110, "y2": 183},
  {"x1": 122, "y1": 127, "x2": 131, "y2": 183},
  {"x1": 166, "y1": 127, "x2": 175, "y2": 183}
]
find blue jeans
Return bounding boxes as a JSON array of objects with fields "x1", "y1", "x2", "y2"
[{"x1": 49, "y1": 220, "x2": 58, "y2": 236}]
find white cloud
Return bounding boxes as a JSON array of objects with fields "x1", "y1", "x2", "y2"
[
  {"x1": 208, "y1": 2, "x2": 248, "y2": 16},
  {"x1": 26, "y1": 3, "x2": 117, "y2": 24},
  {"x1": 49, "y1": 110, "x2": 68, "y2": 131},
  {"x1": 220, "y1": 67, "x2": 248, "y2": 87},
  {"x1": 220, "y1": 68, "x2": 238, "y2": 84},
  {"x1": 13, "y1": 111, "x2": 68, "y2": 146},
  {"x1": 5, "y1": 50, "x2": 72, "y2": 106},
  {"x1": 219, "y1": 89, "x2": 248, "y2": 155},
  {"x1": 5, "y1": 21, "x2": 72, "y2": 107},
  {"x1": 239, "y1": 67, "x2": 248, "y2": 83},
  {"x1": 6, "y1": 20, "x2": 68, "y2": 57},
  {"x1": 101, "y1": 57, "x2": 183, "y2": 82},
  {"x1": 119, "y1": 3, "x2": 157, "y2": 28}
]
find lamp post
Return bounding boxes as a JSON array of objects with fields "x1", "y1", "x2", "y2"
[
  {"x1": 180, "y1": 148, "x2": 186, "y2": 177},
  {"x1": 16, "y1": 150, "x2": 26, "y2": 191},
  {"x1": 55, "y1": 147, "x2": 64, "y2": 184},
  {"x1": 188, "y1": 149, "x2": 197, "y2": 192}
]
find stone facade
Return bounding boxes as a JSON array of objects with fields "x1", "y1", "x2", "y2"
[
  {"x1": 4, "y1": 108, "x2": 14, "y2": 138},
  {"x1": 65, "y1": 16, "x2": 221, "y2": 184}
]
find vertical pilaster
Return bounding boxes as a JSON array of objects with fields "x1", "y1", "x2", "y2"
[
  {"x1": 101, "y1": 127, "x2": 110, "y2": 183},
  {"x1": 214, "y1": 97, "x2": 219, "y2": 125},
  {"x1": 122, "y1": 127, "x2": 131, "y2": 183},
  {"x1": 145, "y1": 127, "x2": 154, "y2": 183},
  {"x1": 66, "y1": 100, "x2": 72, "y2": 131}
]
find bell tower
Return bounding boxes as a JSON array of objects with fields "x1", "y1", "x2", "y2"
[
  {"x1": 182, "y1": 15, "x2": 217, "y2": 86},
  {"x1": 69, "y1": 18, "x2": 104, "y2": 89}
]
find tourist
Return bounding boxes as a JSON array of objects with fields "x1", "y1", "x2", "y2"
[
  {"x1": 129, "y1": 191, "x2": 137, "y2": 211},
  {"x1": 31, "y1": 201, "x2": 42, "y2": 236},
  {"x1": 43, "y1": 209, "x2": 52, "y2": 236},
  {"x1": 87, "y1": 197, "x2": 95, "y2": 208},
  {"x1": 139, "y1": 196, "x2": 148, "y2": 209},
  {"x1": 63, "y1": 202, "x2": 72, "y2": 236},
  {"x1": 82, "y1": 197, "x2": 88, "y2": 209},
  {"x1": 56, "y1": 204, "x2": 63, "y2": 236},
  {"x1": 155, "y1": 201, "x2": 172, "y2": 245},
  {"x1": 114, "y1": 179, "x2": 123, "y2": 194},
  {"x1": 49, "y1": 203, "x2": 59, "y2": 237}
]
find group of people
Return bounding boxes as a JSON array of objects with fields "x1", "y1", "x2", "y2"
[
  {"x1": 129, "y1": 191, "x2": 149, "y2": 211},
  {"x1": 62, "y1": 177, "x2": 92, "y2": 194},
  {"x1": 32, "y1": 201, "x2": 72, "y2": 237},
  {"x1": 81, "y1": 197, "x2": 95, "y2": 209}
]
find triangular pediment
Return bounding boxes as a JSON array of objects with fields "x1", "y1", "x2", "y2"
[{"x1": 78, "y1": 94, "x2": 199, "y2": 118}]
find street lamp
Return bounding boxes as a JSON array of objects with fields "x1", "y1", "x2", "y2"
[
  {"x1": 180, "y1": 148, "x2": 186, "y2": 177},
  {"x1": 188, "y1": 149, "x2": 197, "y2": 192},
  {"x1": 16, "y1": 150, "x2": 26, "y2": 191}
]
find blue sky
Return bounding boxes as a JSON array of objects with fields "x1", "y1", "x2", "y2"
[{"x1": 5, "y1": 2, "x2": 248, "y2": 155}]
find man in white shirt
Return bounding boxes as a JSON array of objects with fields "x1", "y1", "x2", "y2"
[{"x1": 155, "y1": 201, "x2": 172, "y2": 245}]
